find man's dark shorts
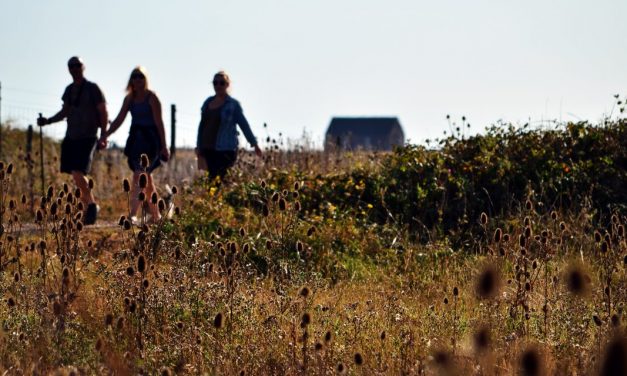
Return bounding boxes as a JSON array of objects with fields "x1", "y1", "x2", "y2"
[{"x1": 60, "y1": 137, "x2": 97, "y2": 175}]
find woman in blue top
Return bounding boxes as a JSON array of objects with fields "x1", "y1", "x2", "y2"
[
  {"x1": 196, "y1": 71, "x2": 262, "y2": 180},
  {"x1": 104, "y1": 66, "x2": 170, "y2": 221}
]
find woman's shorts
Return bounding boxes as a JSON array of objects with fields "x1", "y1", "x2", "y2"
[
  {"x1": 125, "y1": 126, "x2": 162, "y2": 173},
  {"x1": 60, "y1": 137, "x2": 97, "y2": 175},
  {"x1": 200, "y1": 149, "x2": 237, "y2": 179}
]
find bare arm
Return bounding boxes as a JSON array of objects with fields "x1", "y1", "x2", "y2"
[
  {"x1": 149, "y1": 93, "x2": 170, "y2": 159},
  {"x1": 97, "y1": 102, "x2": 108, "y2": 137},
  {"x1": 38, "y1": 103, "x2": 70, "y2": 126},
  {"x1": 106, "y1": 96, "x2": 131, "y2": 137}
]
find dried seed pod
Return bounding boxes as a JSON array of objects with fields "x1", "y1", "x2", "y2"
[
  {"x1": 139, "y1": 173, "x2": 148, "y2": 189},
  {"x1": 137, "y1": 255, "x2": 146, "y2": 273},
  {"x1": 140, "y1": 154, "x2": 149, "y2": 169},
  {"x1": 213, "y1": 312, "x2": 223, "y2": 329},
  {"x1": 480, "y1": 212, "x2": 488, "y2": 225},
  {"x1": 123, "y1": 178, "x2": 131, "y2": 193}
]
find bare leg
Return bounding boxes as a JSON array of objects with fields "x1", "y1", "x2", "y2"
[
  {"x1": 71, "y1": 171, "x2": 95, "y2": 206},
  {"x1": 129, "y1": 171, "x2": 142, "y2": 217},
  {"x1": 145, "y1": 173, "x2": 161, "y2": 221}
]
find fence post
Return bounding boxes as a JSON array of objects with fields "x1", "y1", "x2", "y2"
[
  {"x1": 27, "y1": 125, "x2": 34, "y2": 214},
  {"x1": 170, "y1": 104, "x2": 176, "y2": 158}
]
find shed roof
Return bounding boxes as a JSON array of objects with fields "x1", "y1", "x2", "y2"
[{"x1": 326, "y1": 117, "x2": 403, "y2": 138}]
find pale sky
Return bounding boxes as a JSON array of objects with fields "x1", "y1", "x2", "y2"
[{"x1": 1, "y1": 0, "x2": 626, "y2": 148}]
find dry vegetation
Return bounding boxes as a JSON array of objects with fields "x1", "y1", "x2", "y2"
[{"x1": 0, "y1": 119, "x2": 625, "y2": 375}]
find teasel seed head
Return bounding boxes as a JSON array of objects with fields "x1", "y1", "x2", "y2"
[
  {"x1": 601, "y1": 241, "x2": 609, "y2": 254},
  {"x1": 324, "y1": 331, "x2": 332, "y2": 343},
  {"x1": 95, "y1": 337, "x2": 103, "y2": 352},
  {"x1": 480, "y1": 212, "x2": 488, "y2": 225},
  {"x1": 593, "y1": 315, "x2": 603, "y2": 327},
  {"x1": 524, "y1": 226, "x2": 532, "y2": 238},
  {"x1": 137, "y1": 255, "x2": 146, "y2": 273},
  {"x1": 138, "y1": 191, "x2": 146, "y2": 202},
  {"x1": 476, "y1": 266, "x2": 500, "y2": 299},
  {"x1": 139, "y1": 173, "x2": 147, "y2": 189},
  {"x1": 519, "y1": 346, "x2": 544, "y2": 376},
  {"x1": 123, "y1": 178, "x2": 131, "y2": 192},
  {"x1": 299, "y1": 286, "x2": 310, "y2": 299},
  {"x1": 140, "y1": 154, "x2": 149, "y2": 169},
  {"x1": 53, "y1": 300, "x2": 62, "y2": 315},
  {"x1": 278, "y1": 198, "x2": 287, "y2": 211},
  {"x1": 151, "y1": 192, "x2": 158, "y2": 205},
  {"x1": 116, "y1": 316, "x2": 125, "y2": 331},
  {"x1": 525, "y1": 199, "x2": 533, "y2": 211},
  {"x1": 336, "y1": 363, "x2": 345, "y2": 374},
  {"x1": 473, "y1": 325, "x2": 491, "y2": 352},
  {"x1": 213, "y1": 312, "x2": 224, "y2": 329},
  {"x1": 354, "y1": 352, "x2": 364, "y2": 366},
  {"x1": 271, "y1": 192, "x2": 280, "y2": 202},
  {"x1": 301, "y1": 312, "x2": 311, "y2": 327}
]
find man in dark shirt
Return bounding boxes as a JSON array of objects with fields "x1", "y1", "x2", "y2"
[{"x1": 37, "y1": 56, "x2": 108, "y2": 225}]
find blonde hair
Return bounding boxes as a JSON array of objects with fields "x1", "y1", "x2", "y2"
[
  {"x1": 126, "y1": 66, "x2": 150, "y2": 95},
  {"x1": 214, "y1": 70, "x2": 231, "y2": 85}
]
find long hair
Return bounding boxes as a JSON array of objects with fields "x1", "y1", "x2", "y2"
[{"x1": 125, "y1": 66, "x2": 150, "y2": 95}]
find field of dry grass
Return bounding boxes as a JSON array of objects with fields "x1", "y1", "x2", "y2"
[{"x1": 0, "y1": 122, "x2": 625, "y2": 375}]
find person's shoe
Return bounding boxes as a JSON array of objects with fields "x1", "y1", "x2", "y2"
[{"x1": 84, "y1": 203, "x2": 99, "y2": 225}]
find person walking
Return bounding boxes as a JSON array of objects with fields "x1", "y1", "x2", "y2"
[
  {"x1": 37, "y1": 56, "x2": 107, "y2": 225},
  {"x1": 196, "y1": 71, "x2": 262, "y2": 180},
  {"x1": 103, "y1": 66, "x2": 169, "y2": 223}
]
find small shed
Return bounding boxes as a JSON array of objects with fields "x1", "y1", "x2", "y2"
[{"x1": 325, "y1": 117, "x2": 405, "y2": 151}]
